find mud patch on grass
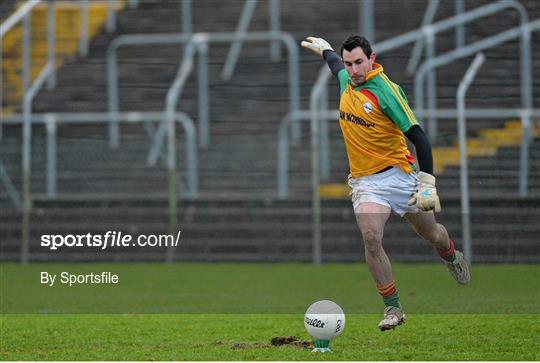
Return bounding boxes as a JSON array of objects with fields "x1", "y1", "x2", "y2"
[
  {"x1": 271, "y1": 336, "x2": 314, "y2": 349},
  {"x1": 214, "y1": 336, "x2": 313, "y2": 350}
]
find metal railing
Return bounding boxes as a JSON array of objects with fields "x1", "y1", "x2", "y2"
[
  {"x1": 79, "y1": 0, "x2": 89, "y2": 56},
  {"x1": 221, "y1": 0, "x2": 282, "y2": 80},
  {"x1": 0, "y1": 0, "x2": 131, "y2": 263},
  {"x1": 1, "y1": 0, "x2": 127, "y2": 129},
  {"x1": 107, "y1": 31, "x2": 299, "y2": 155},
  {"x1": 2, "y1": 111, "x2": 198, "y2": 197},
  {"x1": 416, "y1": 18, "x2": 540, "y2": 197},
  {"x1": 223, "y1": 0, "x2": 261, "y2": 80},
  {"x1": 181, "y1": 0, "x2": 192, "y2": 36},
  {"x1": 457, "y1": 52, "x2": 486, "y2": 264},
  {"x1": 1, "y1": 0, "x2": 55, "y2": 112},
  {"x1": 406, "y1": 0, "x2": 439, "y2": 73},
  {"x1": 405, "y1": 0, "x2": 439, "y2": 140},
  {"x1": 21, "y1": 46, "x2": 54, "y2": 264},
  {"x1": 455, "y1": 0, "x2": 465, "y2": 48},
  {"x1": 410, "y1": 0, "x2": 530, "y2": 141},
  {"x1": 359, "y1": 0, "x2": 374, "y2": 43},
  {"x1": 416, "y1": 19, "x2": 533, "y2": 143},
  {"x1": 414, "y1": 19, "x2": 539, "y2": 130},
  {"x1": 0, "y1": 0, "x2": 58, "y2": 264},
  {"x1": 2, "y1": 110, "x2": 197, "y2": 264},
  {"x1": 0, "y1": 0, "x2": 43, "y2": 205}
]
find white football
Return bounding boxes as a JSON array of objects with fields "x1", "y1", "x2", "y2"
[{"x1": 304, "y1": 300, "x2": 346, "y2": 340}]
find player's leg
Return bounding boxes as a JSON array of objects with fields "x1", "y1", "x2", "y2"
[
  {"x1": 404, "y1": 211, "x2": 470, "y2": 284},
  {"x1": 404, "y1": 210, "x2": 450, "y2": 250},
  {"x1": 355, "y1": 202, "x2": 392, "y2": 285},
  {"x1": 354, "y1": 202, "x2": 405, "y2": 330}
]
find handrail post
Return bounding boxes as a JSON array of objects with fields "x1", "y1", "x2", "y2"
[
  {"x1": 22, "y1": 13, "x2": 30, "y2": 96},
  {"x1": 359, "y1": 0, "x2": 374, "y2": 42},
  {"x1": 79, "y1": 0, "x2": 89, "y2": 57},
  {"x1": 179, "y1": 115, "x2": 198, "y2": 197},
  {"x1": 21, "y1": 13, "x2": 32, "y2": 264},
  {"x1": 309, "y1": 69, "x2": 331, "y2": 265},
  {"x1": 310, "y1": 105, "x2": 322, "y2": 265},
  {"x1": 181, "y1": 0, "x2": 192, "y2": 35},
  {"x1": 519, "y1": 109, "x2": 531, "y2": 198},
  {"x1": 106, "y1": 0, "x2": 116, "y2": 33},
  {"x1": 286, "y1": 32, "x2": 301, "y2": 143},
  {"x1": 46, "y1": 0, "x2": 56, "y2": 89},
  {"x1": 45, "y1": 114, "x2": 57, "y2": 198},
  {"x1": 166, "y1": 112, "x2": 177, "y2": 265},
  {"x1": 277, "y1": 112, "x2": 292, "y2": 198},
  {"x1": 269, "y1": 0, "x2": 281, "y2": 61},
  {"x1": 221, "y1": 0, "x2": 258, "y2": 80},
  {"x1": 164, "y1": 40, "x2": 198, "y2": 261},
  {"x1": 320, "y1": 84, "x2": 330, "y2": 181},
  {"x1": 107, "y1": 41, "x2": 120, "y2": 148},
  {"x1": 520, "y1": 22, "x2": 532, "y2": 116},
  {"x1": 308, "y1": 66, "x2": 332, "y2": 264},
  {"x1": 455, "y1": 0, "x2": 465, "y2": 48},
  {"x1": 197, "y1": 39, "x2": 209, "y2": 148},
  {"x1": 21, "y1": 98, "x2": 31, "y2": 264},
  {"x1": 407, "y1": 0, "x2": 439, "y2": 75},
  {"x1": 164, "y1": 40, "x2": 197, "y2": 179},
  {"x1": 166, "y1": 112, "x2": 197, "y2": 264},
  {"x1": 457, "y1": 52, "x2": 485, "y2": 265},
  {"x1": 21, "y1": 63, "x2": 54, "y2": 264},
  {"x1": 426, "y1": 28, "x2": 438, "y2": 141}
]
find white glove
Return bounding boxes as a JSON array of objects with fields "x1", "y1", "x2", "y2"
[
  {"x1": 408, "y1": 171, "x2": 441, "y2": 212},
  {"x1": 300, "y1": 36, "x2": 334, "y2": 57}
]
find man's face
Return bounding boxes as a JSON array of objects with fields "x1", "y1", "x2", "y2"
[{"x1": 342, "y1": 47, "x2": 376, "y2": 87}]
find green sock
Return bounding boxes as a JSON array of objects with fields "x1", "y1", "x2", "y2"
[
  {"x1": 441, "y1": 252, "x2": 457, "y2": 263},
  {"x1": 382, "y1": 291, "x2": 401, "y2": 308}
]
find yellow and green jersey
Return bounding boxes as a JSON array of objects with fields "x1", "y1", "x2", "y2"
[{"x1": 336, "y1": 63, "x2": 417, "y2": 178}]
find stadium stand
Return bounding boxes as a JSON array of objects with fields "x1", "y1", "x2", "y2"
[
  {"x1": 1, "y1": 0, "x2": 539, "y2": 262},
  {"x1": 1, "y1": 1, "x2": 121, "y2": 114},
  {"x1": 0, "y1": 1, "x2": 18, "y2": 21}
]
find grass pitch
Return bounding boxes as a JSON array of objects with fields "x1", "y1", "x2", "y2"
[{"x1": 1, "y1": 262, "x2": 539, "y2": 360}]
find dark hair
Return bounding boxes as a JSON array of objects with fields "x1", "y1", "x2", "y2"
[{"x1": 340, "y1": 35, "x2": 372, "y2": 58}]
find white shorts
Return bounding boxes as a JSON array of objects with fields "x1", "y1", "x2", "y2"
[{"x1": 348, "y1": 167, "x2": 420, "y2": 217}]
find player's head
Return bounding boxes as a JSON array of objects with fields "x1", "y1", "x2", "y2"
[{"x1": 340, "y1": 35, "x2": 376, "y2": 86}]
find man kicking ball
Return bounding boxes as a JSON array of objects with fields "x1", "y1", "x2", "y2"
[{"x1": 301, "y1": 34, "x2": 470, "y2": 331}]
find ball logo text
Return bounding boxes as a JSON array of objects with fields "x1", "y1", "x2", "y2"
[{"x1": 305, "y1": 316, "x2": 326, "y2": 329}]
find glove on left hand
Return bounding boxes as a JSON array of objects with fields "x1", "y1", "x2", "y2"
[
  {"x1": 408, "y1": 171, "x2": 442, "y2": 212},
  {"x1": 300, "y1": 36, "x2": 334, "y2": 57}
]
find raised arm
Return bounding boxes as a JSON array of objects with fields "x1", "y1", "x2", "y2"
[{"x1": 301, "y1": 37, "x2": 344, "y2": 78}]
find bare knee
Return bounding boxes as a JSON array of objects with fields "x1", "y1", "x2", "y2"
[
  {"x1": 362, "y1": 229, "x2": 383, "y2": 256},
  {"x1": 419, "y1": 223, "x2": 447, "y2": 246}
]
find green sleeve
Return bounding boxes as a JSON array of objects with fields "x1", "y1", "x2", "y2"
[
  {"x1": 337, "y1": 69, "x2": 349, "y2": 96},
  {"x1": 366, "y1": 79, "x2": 418, "y2": 133}
]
